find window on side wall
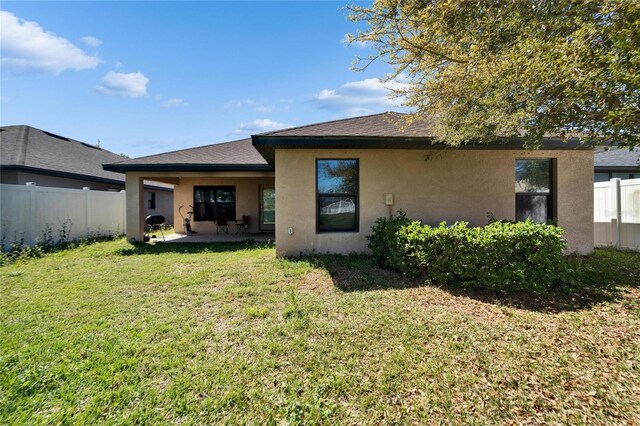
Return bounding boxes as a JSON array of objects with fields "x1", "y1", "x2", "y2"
[
  {"x1": 316, "y1": 159, "x2": 359, "y2": 233},
  {"x1": 515, "y1": 159, "x2": 554, "y2": 223},
  {"x1": 148, "y1": 192, "x2": 156, "y2": 210},
  {"x1": 193, "y1": 186, "x2": 236, "y2": 222}
]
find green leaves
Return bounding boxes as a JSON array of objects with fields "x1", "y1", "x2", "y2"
[
  {"x1": 368, "y1": 213, "x2": 568, "y2": 291},
  {"x1": 348, "y1": 0, "x2": 640, "y2": 148}
]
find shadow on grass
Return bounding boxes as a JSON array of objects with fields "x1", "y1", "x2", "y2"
[
  {"x1": 116, "y1": 240, "x2": 275, "y2": 256},
  {"x1": 299, "y1": 249, "x2": 640, "y2": 313}
]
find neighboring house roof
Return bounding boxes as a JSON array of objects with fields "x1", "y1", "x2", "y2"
[
  {"x1": 594, "y1": 147, "x2": 640, "y2": 172},
  {"x1": 103, "y1": 138, "x2": 271, "y2": 172},
  {"x1": 1, "y1": 125, "x2": 172, "y2": 190}
]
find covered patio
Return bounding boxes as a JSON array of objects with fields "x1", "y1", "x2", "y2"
[{"x1": 104, "y1": 138, "x2": 275, "y2": 242}]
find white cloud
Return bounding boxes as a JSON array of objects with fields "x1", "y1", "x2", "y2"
[
  {"x1": 310, "y1": 77, "x2": 408, "y2": 116},
  {"x1": 232, "y1": 119, "x2": 292, "y2": 135},
  {"x1": 340, "y1": 33, "x2": 370, "y2": 49},
  {"x1": 163, "y1": 98, "x2": 186, "y2": 107},
  {"x1": 80, "y1": 35, "x2": 102, "y2": 48},
  {"x1": 96, "y1": 71, "x2": 149, "y2": 97},
  {"x1": 226, "y1": 98, "x2": 275, "y2": 113},
  {"x1": 0, "y1": 11, "x2": 100, "y2": 74},
  {"x1": 225, "y1": 99, "x2": 256, "y2": 109}
]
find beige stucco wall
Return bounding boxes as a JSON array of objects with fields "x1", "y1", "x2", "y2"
[
  {"x1": 275, "y1": 148, "x2": 594, "y2": 256},
  {"x1": 123, "y1": 171, "x2": 274, "y2": 240},
  {"x1": 173, "y1": 176, "x2": 275, "y2": 234}
]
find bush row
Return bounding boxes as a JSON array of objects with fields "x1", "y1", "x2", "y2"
[{"x1": 367, "y1": 211, "x2": 568, "y2": 291}]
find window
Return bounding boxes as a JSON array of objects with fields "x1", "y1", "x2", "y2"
[
  {"x1": 193, "y1": 186, "x2": 236, "y2": 222},
  {"x1": 148, "y1": 192, "x2": 156, "y2": 210},
  {"x1": 316, "y1": 159, "x2": 358, "y2": 232},
  {"x1": 515, "y1": 159, "x2": 554, "y2": 222}
]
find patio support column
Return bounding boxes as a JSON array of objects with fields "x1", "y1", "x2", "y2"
[{"x1": 125, "y1": 173, "x2": 145, "y2": 242}]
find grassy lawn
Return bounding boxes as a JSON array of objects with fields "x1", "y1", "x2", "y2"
[{"x1": 1, "y1": 240, "x2": 639, "y2": 424}]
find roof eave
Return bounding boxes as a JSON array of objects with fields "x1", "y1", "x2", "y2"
[
  {"x1": 1, "y1": 165, "x2": 126, "y2": 186},
  {"x1": 251, "y1": 135, "x2": 589, "y2": 167},
  {"x1": 595, "y1": 165, "x2": 640, "y2": 172},
  {"x1": 102, "y1": 163, "x2": 273, "y2": 173}
]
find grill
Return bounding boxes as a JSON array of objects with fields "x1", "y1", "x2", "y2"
[{"x1": 145, "y1": 215, "x2": 166, "y2": 241}]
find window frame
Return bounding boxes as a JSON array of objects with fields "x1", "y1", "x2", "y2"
[
  {"x1": 193, "y1": 185, "x2": 237, "y2": 222},
  {"x1": 515, "y1": 158, "x2": 556, "y2": 223},
  {"x1": 316, "y1": 158, "x2": 359, "y2": 234}
]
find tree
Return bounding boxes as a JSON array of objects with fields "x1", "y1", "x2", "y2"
[{"x1": 347, "y1": 0, "x2": 640, "y2": 148}]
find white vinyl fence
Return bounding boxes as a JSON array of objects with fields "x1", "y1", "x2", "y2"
[
  {"x1": 594, "y1": 178, "x2": 640, "y2": 251},
  {"x1": 1, "y1": 183, "x2": 126, "y2": 250}
]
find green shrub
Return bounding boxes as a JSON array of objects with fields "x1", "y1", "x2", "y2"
[
  {"x1": 367, "y1": 210, "x2": 413, "y2": 270},
  {"x1": 368, "y1": 213, "x2": 568, "y2": 291}
]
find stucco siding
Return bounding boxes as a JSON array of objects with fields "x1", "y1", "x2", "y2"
[
  {"x1": 275, "y1": 148, "x2": 594, "y2": 256},
  {"x1": 173, "y1": 176, "x2": 275, "y2": 234}
]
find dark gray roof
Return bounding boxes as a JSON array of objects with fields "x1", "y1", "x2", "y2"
[
  {"x1": 252, "y1": 111, "x2": 588, "y2": 166},
  {"x1": 107, "y1": 111, "x2": 590, "y2": 172},
  {"x1": 595, "y1": 147, "x2": 640, "y2": 169},
  {"x1": 1, "y1": 125, "x2": 129, "y2": 184},
  {"x1": 258, "y1": 112, "x2": 435, "y2": 138},
  {"x1": 104, "y1": 138, "x2": 270, "y2": 172}
]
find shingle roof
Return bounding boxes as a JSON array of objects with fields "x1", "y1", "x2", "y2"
[
  {"x1": 1, "y1": 125, "x2": 130, "y2": 184},
  {"x1": 251, "y1": 111, "x2": 588, "y2": 166},
  {"x1": 595, "y1": 147, "x2": 640, "y2": 169},
  {"x1": 103, "y1": 138, "x2": 270, "y2": 172},
  {"x1": 258, "y1": 112, "x2": 434, "y2": 138}
]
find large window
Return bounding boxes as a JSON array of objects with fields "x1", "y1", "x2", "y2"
[
  {"x1": 316, "y1": 159, "x2": 359, "y2": 233},
  {"x1": 193, "y1": 186, "x2": 236, "y2": 222},
  {"x1": 515, "y1": 159, "x2": 554, "y2": 222}
]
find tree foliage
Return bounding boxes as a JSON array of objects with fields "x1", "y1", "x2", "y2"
[{"x1": 347, "y1": 0, "x2": 640, "y2": 148}]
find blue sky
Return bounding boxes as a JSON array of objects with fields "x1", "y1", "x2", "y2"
[{"x1": 1, "y1": 1, "x2": 405, "y2": 158}]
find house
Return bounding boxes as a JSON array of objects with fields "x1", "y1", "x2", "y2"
[
  {"x1": 594, "y1": 146, "x2": 640, "y2": 182},
  {"x1": 1, "y1": 125, "x2": 174, "y2": 225},
  {"x1": 104, "y1": 112, "x2": 594, "y2": 255}
]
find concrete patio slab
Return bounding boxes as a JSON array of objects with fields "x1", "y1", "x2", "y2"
[{"x1": 150, "y1": 232, "x2": 275, "y2": 244}]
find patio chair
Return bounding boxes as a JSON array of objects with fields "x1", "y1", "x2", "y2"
[
  {"x1": 234, "y1": 215, "x2": 251, "y2": 234},
  {"x1": 216, "y1": 214, "x2": 229, "y2": 234}
]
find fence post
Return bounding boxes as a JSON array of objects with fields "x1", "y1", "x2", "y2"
[
  {"x1": 611, "y1": 178, "x2": 622, "y2": 249},
  {"x1": 83, "y1": 187, "x2": 91, "y2": 236},
  {"x1": 121, "y1": 190, "x2": 127, "y2": 234},
  {"x1": 26, "y1": 182, "x2": 37, "y2": 246}
]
